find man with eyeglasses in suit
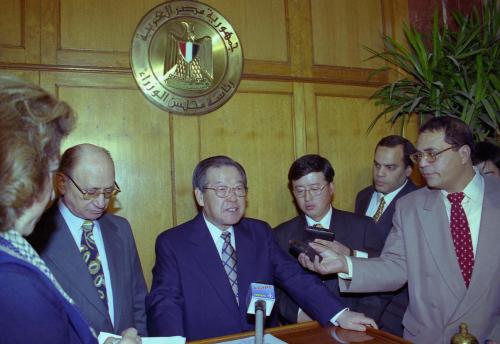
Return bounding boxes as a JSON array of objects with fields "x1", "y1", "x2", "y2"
[
  {"x1": 298, "y1": 117, "x2": 500, "y2": 343},
  {"x1": 146, "y1": 155, "x2": 376, "y2": 341},
  {"x1": 29, "y1": 143, "x2": 148, "y2": 337},
  {"x1": 274, "y1": 154, "x2": 384, "y2": 325}
]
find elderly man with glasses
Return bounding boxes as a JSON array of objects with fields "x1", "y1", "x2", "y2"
[
  {"x1": 29, "y1": 143, "x2": 148, "y2": 337},
  {"x1": 146, "y1": 155, "x2": 376, "y2": 341},
  {"x1": 274, "y1": 154, "x2": 385, "y2": 326},
  {"x1": 298, "y1": 117, "x2": 500, "y2": 343}
]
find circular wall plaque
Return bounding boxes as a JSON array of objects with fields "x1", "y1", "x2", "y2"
[{"x1": 131, "y1": 1, "x2": 243, "y2": 115}]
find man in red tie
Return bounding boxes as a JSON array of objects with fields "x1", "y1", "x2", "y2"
[{"x1": 299, "y1": 117, "x2": 500, "y2": 343}]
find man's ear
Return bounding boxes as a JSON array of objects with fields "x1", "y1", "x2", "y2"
[
  {"x1": 458, "y1": 145, "x2": 472, "y2": 164},
  {"x1": 194, "y1": 188, "x2": 204, "y2": 207},
  {"x1": 405, "y1": 165, "x2": 413, "y2": 177},
  {"x1": 54, "y1": 172, "x2": 66, "y2": 195}
]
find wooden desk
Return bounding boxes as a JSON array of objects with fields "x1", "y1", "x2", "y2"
[{"x1": 190, "y1": 321, "x2": 412, "y2": 343}]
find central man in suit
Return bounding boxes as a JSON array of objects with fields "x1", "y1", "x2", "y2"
[
  {"x1": 146, "y1": 155, "x2": 376, "y2": 340},
  {"x1": 354, "y1": 135, "x2": 418, "y2": 336},
  {"x1": 274, "y1": 154, "x2": 384, "y2": 324},
  {"x1": 29, "y1": 143, "x2": 148, "y2": 336}
]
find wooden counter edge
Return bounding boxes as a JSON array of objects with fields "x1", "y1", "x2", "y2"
[{"x1": 189, "y1": 321, "x2": 412, "y2": 343}]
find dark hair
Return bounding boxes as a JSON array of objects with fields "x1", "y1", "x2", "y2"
[
  {"x1": 473, "y1": 141, "x2": 500, "y2": 168},
  {"x1": 376, "y1": 135, "x2": 416, "y2": 168},
  {"x1": 0, "y1": 74, "x2": 75, "y2": 231},
  {"x1": 419, "y1": 116, "x2": 475, "y2": 155},
  {"x1": 288, "y1": 154, "x2": 334, "y2": 182},
  {"x1": 192, "y1": 155, "x2": 247, "y2": 190},
  {"x1": 59, "y1": 143, "x2": 113, "y2": 176}
]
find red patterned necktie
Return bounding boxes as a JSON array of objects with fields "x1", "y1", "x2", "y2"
[{"x1": 447, "y1": 192, "x2": 474, "y2": 288}]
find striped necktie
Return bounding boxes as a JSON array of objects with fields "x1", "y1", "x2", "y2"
[
  {"x1": 221, "y1": 231, "x2": 238, "y2": 303},
  {"x1": 80, "y1": 220, "x2": 108, "y2": 308},
  {"x1": 373, "y1": 196, "x2": 386, "y2": 222}
]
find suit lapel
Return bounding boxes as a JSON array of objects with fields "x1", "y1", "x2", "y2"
[
  {"x1": 99, "y1": 215, "x2": 124, "y2": 330},
  {"x1": 330, "y1": 208, "x2": 348, "y2": 244},
  {"x1": 359, "y1": 188, "x2": 373, "y2": 215},
  {"x1": 378, "y1": 181, "x2": 417, "y2": 226},
  {"x1": 188, "y1": 214, "x2": 239, "y2": 313},
  {"x1": 46, "y1": 209, "x2": 110, "y2": 319},
  {"x1": 419, "y1": 189, "x2": 466, "y2": 301},
  {"x1": 233, "y1": 221, "x2": 257, "y2": 313},
  {"x1": 449, "y1": 177, "x2": 500, "y2": 322}
]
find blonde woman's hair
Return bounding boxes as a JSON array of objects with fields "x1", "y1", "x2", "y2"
[{"x1": 0, "y1": 74, "x2": 75, "y2": 231}]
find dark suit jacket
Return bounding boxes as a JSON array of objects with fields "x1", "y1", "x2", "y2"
[
  {"x1": 354, "y1": 180, "x2": 418, "y2": 335},
  {"x1": 0, "y1": 250, "x2": 96, "y2": 344},
  {"x1": 146, "y1": 213, "x2": 345, "y2": 341},
  {"x1": 29, "y1": 203, "x2": 148, "y2": 336},
  {"x1": 273, "y1": 208, "x2": 382, "y2": 324}
]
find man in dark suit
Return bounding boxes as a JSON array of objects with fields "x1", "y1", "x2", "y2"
[
  {"x1": 29, "y1": 144, "x2": 148, "y2": 336},
  {"x1": 146, "y1": 155, "x2": 376, "y2": 341},
  {"x1": 274, "y1": 154, "x2": 383, "y2": 325},
  {"x1": 299, "y1": 117, "x2": 500, "y2": 343},
  {"x1": 354, "y1": 135, "x2": 418, "y2": 335}
]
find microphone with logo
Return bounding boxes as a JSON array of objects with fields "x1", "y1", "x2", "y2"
[{"x1": 246, "y1": 283, "x2": 275, "y2": 344}]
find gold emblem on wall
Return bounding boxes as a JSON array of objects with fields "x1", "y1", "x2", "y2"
[{"x1": 131, "y1": 1, "x2": 243, "y2": 115}]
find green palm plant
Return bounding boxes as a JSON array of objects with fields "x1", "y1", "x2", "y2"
[{"x1": 367, "y1": 0, "x2": 500, "y2": 141}]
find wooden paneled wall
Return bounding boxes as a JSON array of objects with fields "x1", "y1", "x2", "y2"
[{"x1": 0, "y1": 0, "x2": 416, "y2": 286}]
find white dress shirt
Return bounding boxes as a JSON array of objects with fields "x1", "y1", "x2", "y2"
[
  {"x1": 204, "y1": 215, "x2": 236, "y2": 259},
  {"x1": 365, "y1": 180, "x2": 408, "y2": 218},
  {"x1": 58, "y1": 199, "x2": 115, "y2": 325},
  {"x1": 440, "y1": 170, "x2": 484, "y2": 255},
  {"x1": 342, "y1": 171, "x2": 485, "y2": 279}
]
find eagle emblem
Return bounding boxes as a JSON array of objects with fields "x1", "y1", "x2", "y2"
[{"x1": 163, "y1": 22, "x2": 213, "y2": 90}]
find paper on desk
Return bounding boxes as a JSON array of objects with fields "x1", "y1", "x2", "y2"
[
  {"x1": 98, "y1": 332, "x2": 186, "y2": 344},
  {"x1": 216, "y1": 333, "x2": 287, "y2": 344}
]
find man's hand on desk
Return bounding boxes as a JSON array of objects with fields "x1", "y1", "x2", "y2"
[
  {"x1": 337, "y1": 311, "x2": 377, "y2": 332},
  {"x1": 298, "y1": 239, "x2": 349, "y2": 275},
  {"x1": 103, "y1": 328, "x2": 142, "y2": 344}
]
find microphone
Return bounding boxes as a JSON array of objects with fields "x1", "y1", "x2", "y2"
[{"x1": 246, "y1": 283, "x2": 275, "y2": 344}]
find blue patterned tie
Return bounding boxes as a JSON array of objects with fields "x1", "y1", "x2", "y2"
[
  {"x1": 80, "y1": 220, "x2": 108, "y2": 308},
  {"x1": 221, "y1": 231, "x2": 238, "y2": 303}
]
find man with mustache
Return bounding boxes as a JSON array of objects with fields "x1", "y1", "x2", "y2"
[{"x1": 299, "y1": 117, "x2": 500, "y2": 343}]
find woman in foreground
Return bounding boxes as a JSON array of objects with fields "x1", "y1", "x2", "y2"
[{"x1": 0, "y1": 75, "x2": 140, "y2": 344}]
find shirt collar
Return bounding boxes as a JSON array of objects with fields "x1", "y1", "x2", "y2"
[
  {"x1": 440, "y1": 169, "x2": 484, "y2": 203},
  {"x1": 305, "y1": 207, "x2": 333, "y2": 228},
  {"x1": 203, "y1": 214, "x2": 235, "y2": 243},
  {"x1": 376, "y1": 179, "x2": 408, "y2": 204},
  {"x1": 57, "y1": 199, "x2": 98, "y2": 244}
]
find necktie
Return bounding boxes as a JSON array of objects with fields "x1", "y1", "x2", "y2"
[
  {"x1": 373, "y1": 196, "x2": 386, "y2": 222},
  {"x1": 80, "y1": 220, "x2": 108, "y2": 307},
  {"x1": 311, "y1": 223, "x2": 324, "y2": 229},
  {"x1": 221, "y1": 231, "x2": 238, "y2": 303},
  {"x1": 447, "y1": 192, "x2": 474, "y2": 288}
]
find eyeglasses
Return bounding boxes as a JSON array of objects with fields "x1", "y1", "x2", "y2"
[
  {"x1": 410, "y1": 146, "x2": 458, "y2": 164},
  {"x1": 203, "y1": 185, "x2": 247, "y2": 198},
  {"x1": 293, "y1": 184, "x2": 329, "y2": 198},
  {"x1": 64, "y1": 174, "x2": 121, "y2": 200}
]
